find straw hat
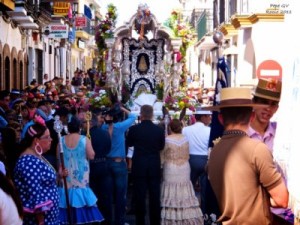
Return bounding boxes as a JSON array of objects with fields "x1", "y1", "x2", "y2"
[
  {"x1": 203, "y1": 87, "x2": 267, "y2": 111},
  {"x1": 253, "y1": 78, "x2": 281, "y2": 102}
]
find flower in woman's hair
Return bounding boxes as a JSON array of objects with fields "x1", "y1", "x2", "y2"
[{"x1": 34, "y1": 115, "x2": 46, "y2": 127}]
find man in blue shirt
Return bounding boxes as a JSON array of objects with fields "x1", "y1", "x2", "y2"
[{"x1": 102, "y1": 105, "x2": 136, "y2": 225}]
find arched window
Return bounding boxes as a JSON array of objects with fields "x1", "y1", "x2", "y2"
[
  {"x1": 20, "y1": 61, "x2": 24, "y2": 89},
  {"x1": 5, "y1": 56, "x2": 10, "y2": 90},
  {"x1": 13, "y1": 58, "x2": 17, "y2": 88}
]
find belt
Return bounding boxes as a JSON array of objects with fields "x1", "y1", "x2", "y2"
[
  {"x1": 91, "y1": 157, "x2": 107, "y2": 163},
  {"x1": 108, "y1": 157, "x2": 125, "y2": 162}
]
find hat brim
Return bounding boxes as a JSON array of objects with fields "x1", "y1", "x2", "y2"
[
  {"x1": 252, "y1": 93, "x2": 280, "y2": 102},
  {"x1": 202, "y1": 103, "x2": 268, "y2": 111}
]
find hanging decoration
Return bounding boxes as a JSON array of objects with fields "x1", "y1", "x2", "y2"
[{"x1": 94, "y1": 4, "x2": 117, "y2": 87}]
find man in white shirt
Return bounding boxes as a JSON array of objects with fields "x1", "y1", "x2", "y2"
[{"x1": 182, "y1": 106, "x2": 212, "y2": 213}]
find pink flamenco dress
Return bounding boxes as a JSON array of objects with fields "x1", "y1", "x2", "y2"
[{"x1": 58, "y1": 135, "x2": 104, "y2": 224}]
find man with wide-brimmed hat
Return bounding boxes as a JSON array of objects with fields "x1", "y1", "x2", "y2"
[
  {"x1": 248, "y1": 78, "x2": 293, "y2": 222},
  {"x1": 206, "y1": 87, "x2": 288, "y2": 225},
  {"x1": 248, "y1": 78, "x2": 281, "y2": 153},
  {"x1": 182, "y1": 106, "x2": 212, "y2": 213}
]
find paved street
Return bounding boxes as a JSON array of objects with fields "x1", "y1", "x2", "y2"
[{"x1": 124, "y1": 172, "x2": 150, "y2": 225}]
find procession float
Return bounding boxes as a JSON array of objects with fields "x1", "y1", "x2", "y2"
[{"x1": 91, "y1": 3, "x2": 198, "y2": 120}]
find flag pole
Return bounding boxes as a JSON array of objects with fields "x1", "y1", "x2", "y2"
[
  {"x1": 54, "y1": 115, "x2": 73, "y2": 225},
  {"x1": 205, "y1": 31, "x2": 228, "y2": 219}
]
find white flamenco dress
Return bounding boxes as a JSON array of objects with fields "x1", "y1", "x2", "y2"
[{"x1": 161, "y1": 134, "x2": 204, "y2": 225}]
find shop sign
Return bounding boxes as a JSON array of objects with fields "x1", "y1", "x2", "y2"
[
  {"x1": 75, "y1": 17, "x2": 87, "y2": 27},
  {"x1": 53, "y1": 2, "x2": 70, "y2": 16},
  {"x1": 44, "y1": 24, "x2": 69, "y2": 39}
]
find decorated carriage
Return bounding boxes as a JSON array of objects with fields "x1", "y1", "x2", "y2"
[{"x1": 92, "y1": 4, "x2": 198, "y2": 118}]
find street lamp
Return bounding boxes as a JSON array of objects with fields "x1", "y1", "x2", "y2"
[
  {"x1": 72, "y1": 2, "x2": 78, "y2": 17},
  {"x1": 90, "y1": 19, "x2": 95, "y2": 35}
]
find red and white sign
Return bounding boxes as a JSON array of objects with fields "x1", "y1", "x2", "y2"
[
  {"x1": 257, "y1": 60, "x2": 282, "y2": 79},
  {"x1": 75, "y1": 17, "x2": 87, "y2": 27}
]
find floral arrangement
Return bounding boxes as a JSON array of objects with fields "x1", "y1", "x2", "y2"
[
  {"x1": 164, "y1": 9, "x2": 197, "y2": 86},
  {"x1": 164, "y1": 88, "x2": 197, "y2": 112},
  {"x1": 165, "y1": 10, "x2": 196, "y2": 53},
  {"x1": 155, "y1": 81, "x2": 164, "y2": 101},
  {"x1": 94, "y1": 4, "x2": 117, "y2": 88},
  {"x1": 95, "y1": 4, "x2": 117, "y2": 53},
  {"x1": 88, "y1": 89, "x2": 112, "y2": 109}
]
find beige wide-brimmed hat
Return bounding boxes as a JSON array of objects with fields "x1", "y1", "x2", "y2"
[
  {"x1": 253, "y1": 78, "x2": 282, "y2": 102},
  {"x1": 203, "y1": 87, "x2": 267, "y2": 111}
]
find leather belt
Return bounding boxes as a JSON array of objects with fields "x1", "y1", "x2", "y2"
[
  {"x1": 91, "y1": 157, "x2": 106, "y2": 163},
  {"x1": 108, "y1": 157, "x2": 125, "y2": 162}
]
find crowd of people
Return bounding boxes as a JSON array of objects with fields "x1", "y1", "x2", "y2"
[{"x1": 0, "y1": 75, "x2": 292, "y2": 225}]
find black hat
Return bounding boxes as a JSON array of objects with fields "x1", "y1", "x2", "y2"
[{"x1": 53, "y1": 106, "x2": 70, "y2": 117}]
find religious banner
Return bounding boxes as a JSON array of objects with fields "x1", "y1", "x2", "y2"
[{"x1": 122, "y1": 37, "x2": 165, "y2": 96}]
